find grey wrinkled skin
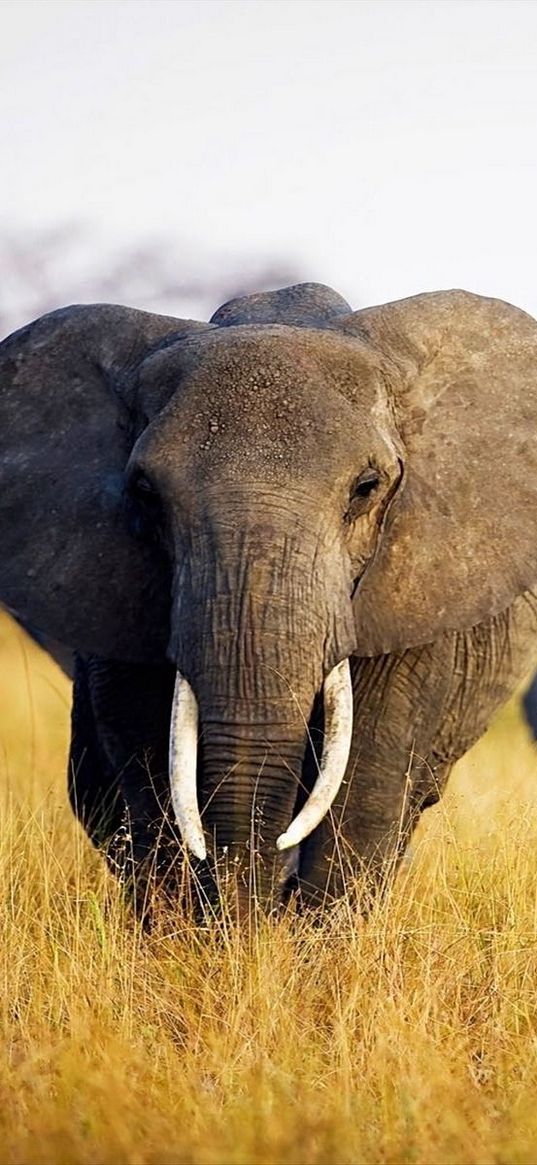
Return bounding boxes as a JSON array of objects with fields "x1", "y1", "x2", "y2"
[{"x1": 2, "y1": 280, "x2": 537, "y2": 917}]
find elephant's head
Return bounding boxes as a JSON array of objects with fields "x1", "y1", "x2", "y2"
[{"x1": 2, "y1": 282, "x2": 537, "y2": 906}]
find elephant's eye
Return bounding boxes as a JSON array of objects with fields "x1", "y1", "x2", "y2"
[
  {"x1": 126, "y1": 473, "x2": 164, "y2": 544},
  {"x1": 132, "y1": 474, "x2": 159, "y2": 505},
  {"x1": 344, "y1": 469, "x2": 380, "y2": 523},
  {"x1": 351, "y1": 470, "x2": 380, "y2": 500}
]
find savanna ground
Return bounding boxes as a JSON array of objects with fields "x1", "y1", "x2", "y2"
[{"x1": 2, "y1": 612, "x2": 537, "y2": 1165}]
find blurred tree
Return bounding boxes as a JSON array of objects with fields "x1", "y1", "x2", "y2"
[{"x1": 0, "y1": 225, "x2": 302, "y2": 338}]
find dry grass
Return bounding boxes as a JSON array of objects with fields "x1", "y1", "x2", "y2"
[{"x1": 2, "y1": 611, "x2": 537, "y2": 1165}]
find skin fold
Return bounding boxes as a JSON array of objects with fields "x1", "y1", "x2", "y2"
[{"x1": 1, "y1": 281, "x2": 537, "y2": 917}]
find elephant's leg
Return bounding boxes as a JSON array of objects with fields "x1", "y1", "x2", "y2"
[
  {"x1": 299, "y1": 590, "x2": 537, "y2": 910},
  {"x1": 69, "y1": 653, "x2": 125, "y2": 850},
  {"x1": 69, "y1": 654, "x2": 178, "y2": 911},
  {"x1": 298, "y1": 643, "x2": 454, "y2": 908},
  {"x1": 523, "y1": 673, "x2": 537, "y2": 741},
  {"x1": 299, "y1": 752, "x2": 455, "y2": 913}
]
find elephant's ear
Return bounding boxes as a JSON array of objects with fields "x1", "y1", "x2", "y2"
[
  {"x1": 0, "y1": 304, "x2": 206, "y2": 659},
  {"x1": 211, "y1": 281, "x2": 351, "y2": 328},
  {"x1": 338, "y1": 290, "x2": 537, "y2": 656}
]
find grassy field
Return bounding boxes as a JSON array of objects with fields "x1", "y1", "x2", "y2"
[{"x1": 2, "y1": 611, "x2": 537, "y2": 1165}]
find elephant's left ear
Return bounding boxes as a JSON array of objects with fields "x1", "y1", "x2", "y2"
[{"x1": 338, "y1": 290, "x2": 537, "y2": 656}]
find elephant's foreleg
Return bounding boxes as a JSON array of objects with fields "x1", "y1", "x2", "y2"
[
  {"x1": 69, "y1": 653, "x2": 125, "y2": 850},
  {"x1": 299, "y1": 590, "x2": 537, "y2": 910},
  {"x1": 68, "y1": 654, "x2": 179, "y2": 912},
  {"x1": 297, "y1": 644, "x2": 456, "y2": 908}
]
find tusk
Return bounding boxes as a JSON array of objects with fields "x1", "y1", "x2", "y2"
[
  {"x1": 169, "y1": 671, "x2": 206, "y2": 861},
  {"x1": 276, "y1": 658, "x2": 353, "y2": 852}
]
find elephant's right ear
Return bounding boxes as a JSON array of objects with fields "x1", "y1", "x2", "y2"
[
  {"x1": 0, "y1": 304, "x2": 206, "y2": 659},
  {"x1": 338, "y1": 290, "x2": 537, "y2": 656}
]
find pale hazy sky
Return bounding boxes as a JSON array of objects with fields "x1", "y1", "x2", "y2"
[{"x1": 2, "y1": 0, "x2": 537, "y2": 318}]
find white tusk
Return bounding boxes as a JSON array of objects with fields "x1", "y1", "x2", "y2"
[
  {"x1": 276, "y1": 658, "x2": 353, "y2": 852},
  {"x1": 169, "y1": 671, "x2": 206, "y2": 861}
]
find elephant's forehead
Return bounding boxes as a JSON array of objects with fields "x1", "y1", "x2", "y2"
[
  {"x1": 140, "y1": 325, "x2": 390, "y2": 484},
  {"x1": 178, "y1": 325, "x2": 381, "y2": 402}
]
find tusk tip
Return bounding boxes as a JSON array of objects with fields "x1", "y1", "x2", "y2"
[
  {"x1": 276, "y1": 831, "x2": 294, "y2": 852},
  {"x1": 187, "y1": 837, "x2": 207, "y2": 862}
]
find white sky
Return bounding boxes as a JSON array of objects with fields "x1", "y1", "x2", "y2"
[{"x1": 2, "y1": 0, "x2": 537, "y2": 318}]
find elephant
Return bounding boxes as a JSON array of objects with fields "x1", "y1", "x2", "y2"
[
  {"x1": 2, "y1": 280, "x2": 537, "y2": 918},
  {"x1": 523, "y1": 671, "x2": 537, "y2": 740}
]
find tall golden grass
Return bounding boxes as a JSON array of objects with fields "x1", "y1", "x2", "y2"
[{"x1": 2, "y1": 609, "x2": 537, "y2": 1165}]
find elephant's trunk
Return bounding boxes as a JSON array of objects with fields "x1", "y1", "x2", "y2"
[
  {"x1": 167, "y1": 511, "x2": 357, "y2": 905},
  {"x1": 169, "y1": 661, "x2": 353, "y2": 862}
]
